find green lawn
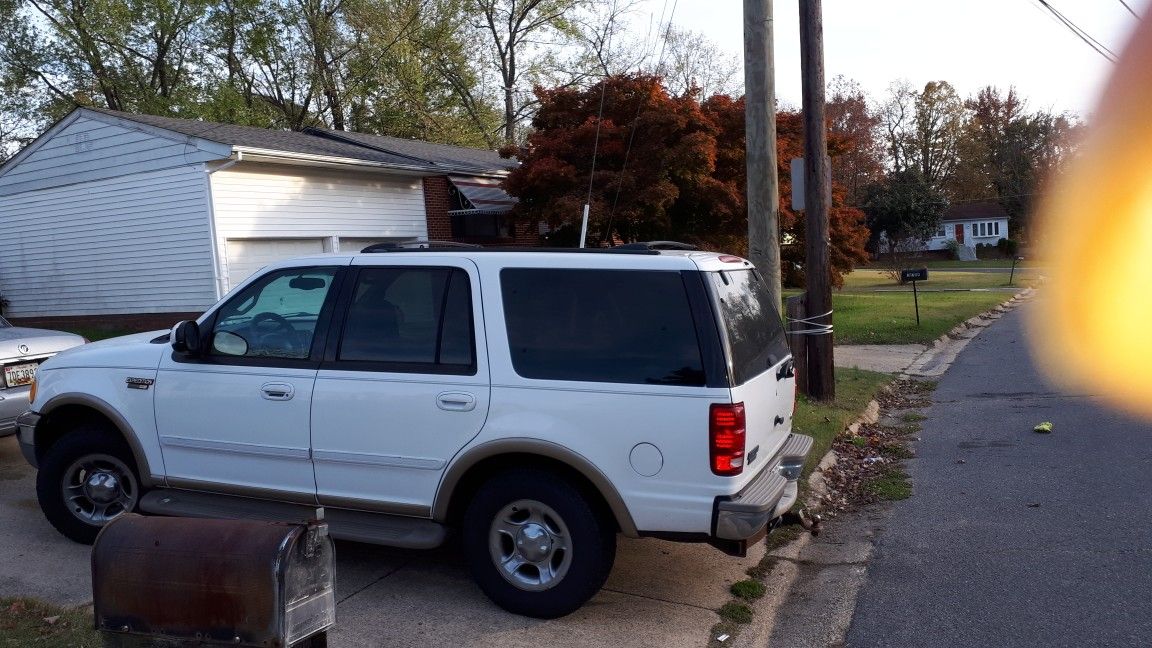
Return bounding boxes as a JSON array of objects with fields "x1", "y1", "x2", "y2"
[
  {"x1": 782, "y1": 267, "x2": 1027, "y2": 345},
  {"x1": 843, "y1": 269, "x2": 1032, "y2": 291},
  {"x1": 793, "y1": 368, "x2": 892, "y2": 477},
  {"x1": 0, "y1": 598, "x2": 98, "y2": 648},
  {"x1": 918, "y1": 259, "x2": 1032, "y2": 269},
  {"x1": 831, "y1": 291, "x2": 1008, "y2": 344}
]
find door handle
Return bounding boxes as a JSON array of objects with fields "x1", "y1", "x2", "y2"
[
  {"x1": 261, "y1": 382, "x2": 295, "y2": 401},
  {"x1": 436, "y1": 391, "x2": 476, "y2": 412}
]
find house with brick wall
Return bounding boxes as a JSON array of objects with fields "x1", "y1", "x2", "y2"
[{"x1": 0, "y1": 107, "x2": 529, "y2": 328}]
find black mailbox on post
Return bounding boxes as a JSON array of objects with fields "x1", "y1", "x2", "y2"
[
  {"x1": 900, "y1": 268, "x2": 928, "y2": 283},
  {"x1": 899, "y1": 268, "x2": 929, "y2": 326},
  {"x1": 92, "y1": 515, "x2": 335, "y2": 648}
]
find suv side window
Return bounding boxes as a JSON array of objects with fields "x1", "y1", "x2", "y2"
[
  {"x1": 501, "y1": 268, "x2": 705, "y2": 386},
  {"x1": 336, "y1": 267, "x2": 475, "y2": 373},
  {"x1": 211, "y1": 267, "x2": 338, "y2": 360}
]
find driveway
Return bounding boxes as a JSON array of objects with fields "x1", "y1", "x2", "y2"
[{"x1": 0, "y1": 435, "x2": 760, "y2": 647}]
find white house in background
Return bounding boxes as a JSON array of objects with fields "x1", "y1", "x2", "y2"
[
  {"x1": 921, "y1": 200, "x2": 1011, "y2": 252},
  {"x1": 0, "y1": 107, "x2": 520, "y2": 327}
]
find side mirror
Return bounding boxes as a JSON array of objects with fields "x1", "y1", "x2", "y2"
[
  {"x1": 171, "y1": 320, "x2": 203, "y2": 356},
  {"x1": 211, "y1": 331, "x2": 248, "y2": 356}
]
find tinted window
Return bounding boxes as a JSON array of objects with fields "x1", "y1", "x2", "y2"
[
  {"x1": 338, "y1": 267, "x2": 475, "y2": 370},
  {"x1": 707, "y1": 269, "x2": 789, "y2": 385},
  {"x1": 501, "y1": 269, "x2": 704, "y2": 386},
  {"x1": 212, "y1": 268, "x2": 337, "y2": 359}
]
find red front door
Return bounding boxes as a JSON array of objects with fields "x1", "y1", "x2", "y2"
[{"x1": 955, "y1": 224, "x2": 964, "y2": 244}]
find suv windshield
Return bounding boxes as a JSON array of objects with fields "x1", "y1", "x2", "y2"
[{"x1": 708, "y1": 269, "x2": 790, "y2": 386}]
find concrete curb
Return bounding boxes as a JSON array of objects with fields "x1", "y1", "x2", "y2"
[
  {"x1": 903, "y1": 286, "x2": 1035, "y2": 378},
  {"x1": 804, "y1": 399, "x2": 880, "y2": 514},
  {"x1": 725, "y1": 533, "x2": 814, "y2": 648},
  {"x1": 728, "y1": 397, "x2": 879, "y2": 648}
]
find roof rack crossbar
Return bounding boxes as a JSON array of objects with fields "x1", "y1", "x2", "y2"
[
  {"x1": 361, "y1": 240, "x2": 483, "y2": 253},
  {"x1": 615, "y1": 241, "x2": 699, "y2": 251}
]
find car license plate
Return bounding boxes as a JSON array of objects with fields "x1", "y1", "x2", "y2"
[{"x1": 4, "y1": 362, "x2": 37, "y2": 388}]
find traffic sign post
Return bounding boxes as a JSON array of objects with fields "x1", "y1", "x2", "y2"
[{"x1": 901, "y1": 268, "x2": 929, "y2": 326}]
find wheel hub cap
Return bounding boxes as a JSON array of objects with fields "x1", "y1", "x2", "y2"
[
  {"x1": 84, "y1": 472, "x2": 120, "y2": 504},
  {"x1": 515, "y1": 523, "x2": 553, "y2": 562},
  {"x1": 62, "y1": 454, "x2": 138, "y2": 526},
  {"x1": 489, "y1": 499, "x2": 573, "y2": 592}
]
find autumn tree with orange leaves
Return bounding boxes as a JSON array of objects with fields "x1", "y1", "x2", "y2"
[{"x1": 502, "y1": 74, "x2": 869, "y2": 287}]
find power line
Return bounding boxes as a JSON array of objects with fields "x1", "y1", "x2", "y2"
[
  {"x1": 1035, "y1": 0, "x2": 1118, "y2": 62},
  {"x1": 602, "y1": 0, "x2": 681, "y2": 244},
  {"x1": 1118, "y1": 0, "x2": 1139, "y2": 18}
]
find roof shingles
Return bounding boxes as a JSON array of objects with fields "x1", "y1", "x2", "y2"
[
  {"x1": 942, "y1": 200, "x2": 1010, "y2": 222},
  {"x1": 85, "y1": 107, "x2": 503, "y2": 172}
]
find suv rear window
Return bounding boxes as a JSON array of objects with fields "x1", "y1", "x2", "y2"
[
  {"x1": 707, "y1": 269, "x2": 790, "y2": 386},
  {"x1": 501, "y1": 269, "x2": 705, "y2": 386}
]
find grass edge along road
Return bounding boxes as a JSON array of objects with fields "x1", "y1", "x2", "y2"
[
  {"x1": 707, "y1": 368, "x2": 892, "y2": 646},
  {"x1": 0, "y1": 597, "x2": 98, "y2": 648}
]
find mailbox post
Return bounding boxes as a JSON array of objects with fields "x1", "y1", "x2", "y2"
[
  {"x1": 1009, "y1": 255, "x2": 1024, "y2": 286},
  {"x1": 92, "y1": 514, "x2": 335, "y2": 648},
  {"x1": 900, "y1": 268, "x2": 929, "y2": 326}
]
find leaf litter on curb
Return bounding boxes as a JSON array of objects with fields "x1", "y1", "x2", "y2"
[{"x1": 818, "y1": 379, "x2": 935, "y2": 513}]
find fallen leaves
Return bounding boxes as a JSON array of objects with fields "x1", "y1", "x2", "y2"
[{"x1": 817, "y1": 379, "x2": 933, "y2": 512}]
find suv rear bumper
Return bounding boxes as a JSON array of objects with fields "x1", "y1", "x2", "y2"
[{"x1": 711, "y1": 433, "x2": 813, "y2": 553}]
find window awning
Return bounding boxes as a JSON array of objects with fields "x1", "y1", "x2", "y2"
[{"x1": 448, "y1": 175, "x2": 516, "y2": 214}]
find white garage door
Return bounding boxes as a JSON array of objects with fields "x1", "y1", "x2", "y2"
[
  {"x1": 338, "y1": 237, "x2": 412, "y2": 253},
  {"x1": 225, "y1": 238, "x2": 326, "y2": 290}
]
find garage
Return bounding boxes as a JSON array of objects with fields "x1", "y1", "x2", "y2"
[
  {"x1": 223, "y1": 239, "x2": 328, "y2": 288},
  {"x1": 0, "y1": 107, "x2": 519, "y2": 326}
]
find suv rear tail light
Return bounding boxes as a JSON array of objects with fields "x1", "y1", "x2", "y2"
[{"x1": 710, "y1": 403, "x2": 746, "y2": 476}]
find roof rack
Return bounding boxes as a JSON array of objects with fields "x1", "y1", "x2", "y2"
[
  {"x1": 614, "y1": 241, "x2": 699, "y2": 251},
  {"x1": 361, "y1": 240, "x2": 483, "y2": 253},
  {"x1": 357, "y1": 240, "x2": 699, "y2": 254}
]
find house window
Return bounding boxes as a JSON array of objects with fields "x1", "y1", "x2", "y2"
[
  {"x1": 994, "y1": 222, "x2": 1000, "y2": 236},
  {"x1": 972, "y1": 223, "x2": 978, "y2": 237},
  {"x1": 450, "y1": 211, "x2": 511, "y2": 239},
  {"x1": 935, "y1": 226, "x2": 946, "y2": 238}
]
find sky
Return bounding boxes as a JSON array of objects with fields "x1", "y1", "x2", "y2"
[{"x1": 635, "y1": 0, "x2": 1148, "y2": 118}]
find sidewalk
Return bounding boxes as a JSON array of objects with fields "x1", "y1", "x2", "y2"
[{"x1": 834, "y1": 344, "x2": 925, "y2": 374}]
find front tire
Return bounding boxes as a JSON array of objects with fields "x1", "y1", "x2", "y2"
[
  {"x1": 463, "y1": 468, "x2": 616, "y2": 618},
  {"x1": 35, "y1": 425, "x2": 141, "y2": 544}
]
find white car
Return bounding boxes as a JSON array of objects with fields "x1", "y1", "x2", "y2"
[
  {"x1": 0, "y1": 317, "x2": 85, "y2": 435},
  {"x1": 18, "y1": 243, "x2": 810, "y2": 618}
]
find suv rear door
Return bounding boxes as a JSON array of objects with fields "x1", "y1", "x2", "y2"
[
  {"x1": 705, "y1": 268, "x2": 795, "y2": 471},
  {"x1": 309, "y1": 257, "x2": 490, "y2": 516}
]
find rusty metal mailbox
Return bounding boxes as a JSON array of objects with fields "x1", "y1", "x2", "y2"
[{"x1": 92, "y1": 514, "x2": 335, "y2": 648}]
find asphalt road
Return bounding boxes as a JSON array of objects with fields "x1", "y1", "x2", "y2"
[{"x1": 846, "y1": 302, "x2": 1152, "y2": 647}]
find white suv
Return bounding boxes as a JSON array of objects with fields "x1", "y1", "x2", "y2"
[{"x1": 18, "y1": 244, "x2": 810, "y2": 618}]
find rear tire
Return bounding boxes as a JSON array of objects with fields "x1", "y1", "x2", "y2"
[
  {"x1": 35, "y1": 424, "x2": 141, "y2": 544},
  {"x1": 462, "y1": 468, "x2": 616, "y2": 618}
]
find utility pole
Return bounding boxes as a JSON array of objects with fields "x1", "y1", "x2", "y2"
[
  {"x1": 800, "y1": 0, "x2": 835, "y2": 400},
  {"x1": 743, "y1": 0, "x2": 781, "y2": 308}
]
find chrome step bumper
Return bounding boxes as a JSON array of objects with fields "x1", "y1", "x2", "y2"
[{"x1": 713, "y1": 433, "x2": 814, "y2": 543}]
